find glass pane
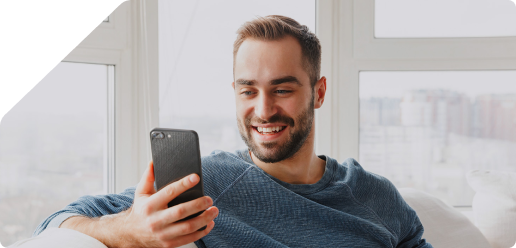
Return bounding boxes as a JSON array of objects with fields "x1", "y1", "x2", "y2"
[
  {"x1": 359, "y1": 71, "x2": 516, "y2": 206},
  {"x1": 0, "y1": 62, "x2": 108, "y2": 245},
  {"x1": 158, "y1": 0, "x2": 316, "y2": 156},
  {"x1": 375, "y1": 0, "x2": 516, "y2": 38}
]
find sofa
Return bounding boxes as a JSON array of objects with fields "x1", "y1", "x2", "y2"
[{"x1": 8, "y1": 170, "x2": 516, "y2": 248}]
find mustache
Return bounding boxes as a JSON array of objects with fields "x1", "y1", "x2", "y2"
[{"x1": 245, "y1": 114, "x2": 295, "y2": 128}]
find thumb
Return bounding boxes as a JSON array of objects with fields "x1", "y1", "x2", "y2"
[{"x1": 135, "y1": 161, "x2": 157, "y2": 197}]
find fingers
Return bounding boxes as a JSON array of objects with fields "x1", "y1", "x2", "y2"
[
  {"x1": 148, "y1": 174, "x2": 200, "y2": 209},
  {"x1": 163, "y1": 221, "x2": 215, "y2": 248},
  {"x1": 152, "y1": 196, "x2": 213, "y2": 227},
  {"x1": 160, "y1": 207, "x2": 219, "y2": 239},
  {"x1": 135, "y1": 161, "x2": 157, "y2": 197}
]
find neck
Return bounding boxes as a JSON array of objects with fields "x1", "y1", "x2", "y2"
[{"x1": 250, "y1": 128, "x2": 326, "y2": 185}]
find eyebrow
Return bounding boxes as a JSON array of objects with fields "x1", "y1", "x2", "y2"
[{"x1": 235, "y1": 76, "x2": 302, "y2": 86}]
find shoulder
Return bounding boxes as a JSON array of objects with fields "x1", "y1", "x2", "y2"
[
  {"x1": 334, "y1": 158, "x2": 397, "y2": 201},
  {"x1": 201, "y1": 149, "x2": 252, "y2": 173},
  {"x1": 201, "y1": 149, "x2": 254, "y2": 200},
  {"x1": 334, "y1": 158, "x2": 419, "y2": 241}
]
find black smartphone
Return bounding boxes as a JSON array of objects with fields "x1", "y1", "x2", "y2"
[{"x1": 150, "y1": 128, "x2": 205, "y2": 227}]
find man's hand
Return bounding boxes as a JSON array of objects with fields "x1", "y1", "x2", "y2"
[
  {"x1": 61, "y1": 161, "x2": 218, "y2": 248},
  {"x1": 123, "y1": 161, "x2": 218, "y2": 247}
]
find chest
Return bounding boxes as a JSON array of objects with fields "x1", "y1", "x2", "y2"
[{"x1": 201, "y1": 182, "x2": 397, "y2": 247}]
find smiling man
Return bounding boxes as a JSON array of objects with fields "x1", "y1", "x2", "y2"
[
  {"x1": 34, "y1": 16, "x2": 432, "y2": 248},
  {"x1": 234, "y1": 30, "x2": 325, "y2": 185}
]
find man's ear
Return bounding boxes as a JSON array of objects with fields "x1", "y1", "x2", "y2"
[
  {"x1": 314, "y1": 76, "x2": 327, "y2": 109},
  {"x1": 232, "y1": 82, "x2": 235, "y2": 90}
]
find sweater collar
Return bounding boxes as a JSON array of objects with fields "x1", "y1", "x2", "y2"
[{"x1": 237, "y1": 149, "x2": 336, "y2": 195}]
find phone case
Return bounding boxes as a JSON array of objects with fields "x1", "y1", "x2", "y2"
[{"x1": 150, "y1": 128, "x2": 205, "y2": 223}]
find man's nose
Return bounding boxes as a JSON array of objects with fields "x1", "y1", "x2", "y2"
[{"x1": 254, "y1": 93, "x2": 277, "y2": 121}]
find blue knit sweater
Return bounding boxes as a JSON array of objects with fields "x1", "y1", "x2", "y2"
[{"x1": 34, "y1": 149, "x2": 431, "y2": 247}]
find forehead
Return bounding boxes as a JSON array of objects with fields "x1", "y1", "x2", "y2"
[{"x1": 234, "y1": 36, "x2": 307, "y2": 83}]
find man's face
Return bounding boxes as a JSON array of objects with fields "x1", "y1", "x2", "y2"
[{"x1": 233, "y1": 36, "x2": 315, "y2": 163}]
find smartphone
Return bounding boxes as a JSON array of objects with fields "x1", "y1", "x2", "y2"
[{"x1": 150, "y1": 128, "x2": 205, "y2": 226}]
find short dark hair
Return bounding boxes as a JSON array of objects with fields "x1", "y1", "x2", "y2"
[{"x1": 233, "y1": 15, "x2": 321, "y2": 87}]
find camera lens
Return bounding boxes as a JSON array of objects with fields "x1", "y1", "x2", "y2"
[{"x1": 152, "y1": 132, "x2": 165, "y2": 139}]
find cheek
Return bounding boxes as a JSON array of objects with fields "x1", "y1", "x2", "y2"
[
  {"x1": 282, "y1": 100, "x2": 299, "y2": 111},
  {"x1": 280, "y1": 96, "x2": 305, "y2": 116},
  {"x1": 235, "y1": 99, "x2": 252, "y2": 119}
]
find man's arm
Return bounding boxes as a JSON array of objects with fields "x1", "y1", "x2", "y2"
[
  {"x1": 34, "y1": 162, "x2": 219, "y2": 248},
  {"x1": 396, "y1": 216, "x2": 432, "y2": 248},
  {"x1": 33, "y1": 183, "x2": 136, "y2": 237},
  {"x1": 345, "y1": 159, "x2": 432, "y2": 248}
]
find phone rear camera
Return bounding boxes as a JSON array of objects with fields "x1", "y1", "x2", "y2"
[{"x1": 152, "y1": 132, "x2": 165, "y2": 139}]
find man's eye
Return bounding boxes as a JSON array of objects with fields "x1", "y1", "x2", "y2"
[
  {"x1": 241, "y1": 91, "x2": 254, "y2": 96},
  {"x1": 276, "y1": 90, "x2": 292, "y2": 94}
]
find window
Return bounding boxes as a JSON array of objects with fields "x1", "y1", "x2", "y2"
[
  {"x1": 0, "y1": 2, "x2": 156, "y2": 244},
  {"x1": 359, "y1": 71, "x2": 516, "y2": 206},
  {"x1": 315, "y1": 0, "x2": 516, "y2": 206},
  {"x1": 0, "y1": 62, "x2": 113, "y2": 244},
  {"x1": 375, "y1": 0, "x2": 516, "y2": 38},
  {"x1": 158, "y1": 0, "x2": 316, "y2": 156}
]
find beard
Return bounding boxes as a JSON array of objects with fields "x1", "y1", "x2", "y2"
[{"x1": 237, "y1": 95, "x2": 314, "y2": 163}]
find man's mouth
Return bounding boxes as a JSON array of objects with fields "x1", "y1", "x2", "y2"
[{"x1": 253, "y1": 126, "x2": 287, "y2": 135}]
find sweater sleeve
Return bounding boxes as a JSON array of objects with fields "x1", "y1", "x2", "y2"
[
  {"x1": 343, "y1": 159, "x2": 433, "y2": 248},
  {"x1": 32, "y1": 185, "x2": 136, "y2": 237},
  {"x1": 396, "y1": 216, "x2": 432, "y2": 248}
]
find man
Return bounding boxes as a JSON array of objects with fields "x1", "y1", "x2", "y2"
[{"x1": 34, "y1": 15, "x2": 432, "y2": 248}]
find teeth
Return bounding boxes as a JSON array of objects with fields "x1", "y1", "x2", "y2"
[{"x1": 257, "y1": 126, "x2": 284, "y2": 133}]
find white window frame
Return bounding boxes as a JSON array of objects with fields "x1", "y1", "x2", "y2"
[
  {"x1": 315, "y1": 0, "x2": 516, "y2": 163},
  {"x1": 64, "y1": 0, "x2": 159, "y2": 193}
]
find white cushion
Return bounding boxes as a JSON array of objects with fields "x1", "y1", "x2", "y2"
[
  {"x1": 460, "y1": 210, "x2": 476, "y2": 225},
  {"x1": 467, "y1": 170, "x2": 516, "y2": 248},
  {"x1": 7, "y1": 228, "x2": 197, "y2": 248},
  {"x1": 399, "y1": 188, "x2": 491, "y2": 248},
  {"x1": 8, "y1": 228, "x2": 107, "y2": 248}
]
